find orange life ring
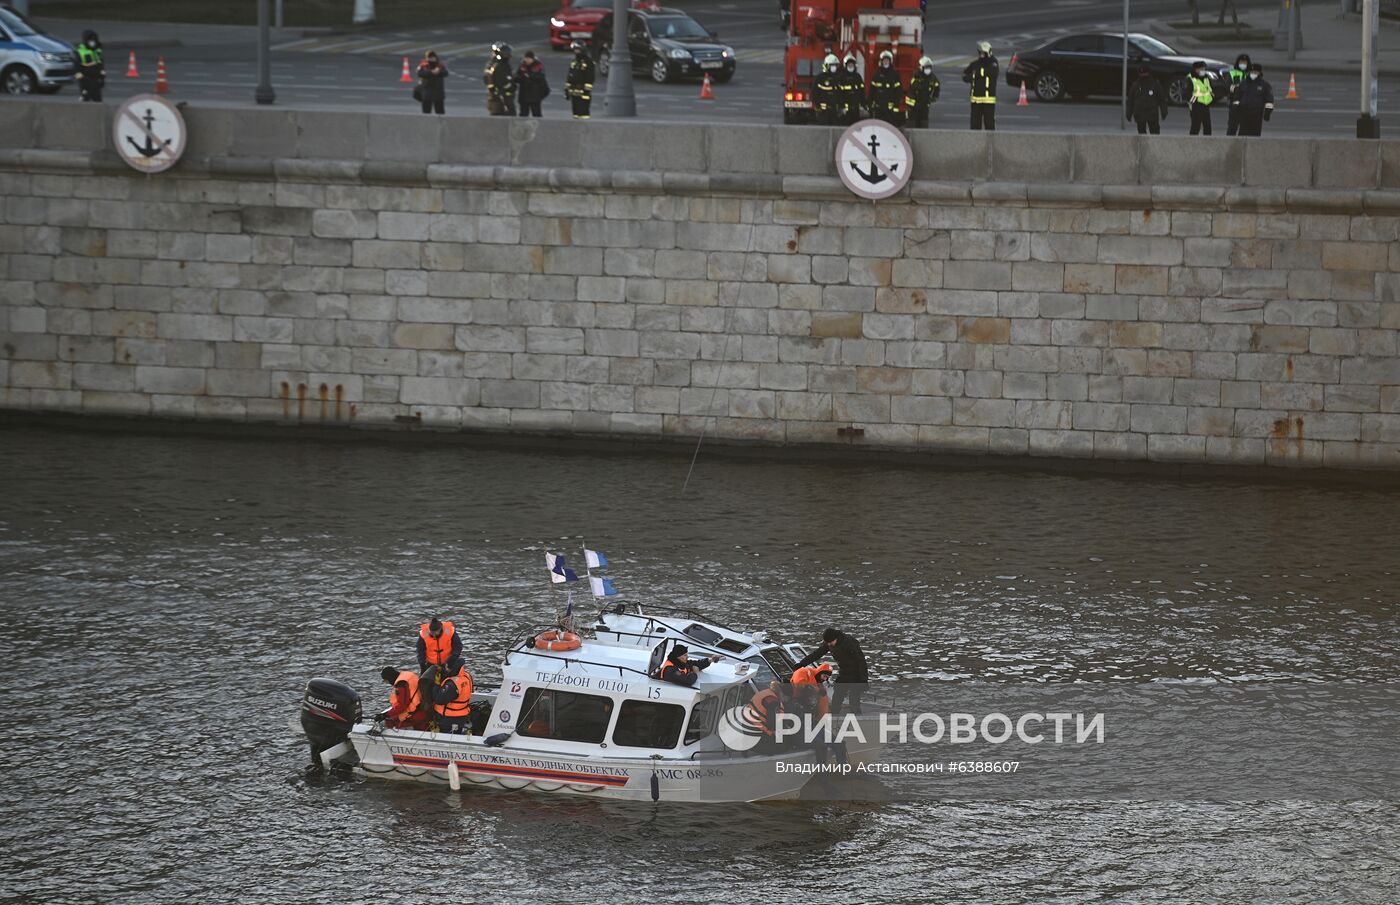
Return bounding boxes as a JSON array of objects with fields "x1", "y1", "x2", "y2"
[{"x1": 534, "y1": 630, "x2": 582, "y2": 652}]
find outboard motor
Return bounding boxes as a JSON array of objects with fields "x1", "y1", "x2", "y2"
[{"x1": 300, "y1": 678, "x2": 361, "y2": 767}]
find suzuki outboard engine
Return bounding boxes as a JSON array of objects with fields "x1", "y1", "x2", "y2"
[{"x1": 300, "y1": 678, "x2": 361, "y2": 768}]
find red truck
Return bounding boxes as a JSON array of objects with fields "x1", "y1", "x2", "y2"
[{"x1": 782, "y1": 0, "x2": 925, "y2": 124}]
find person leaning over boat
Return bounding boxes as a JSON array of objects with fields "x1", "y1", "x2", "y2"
[
  {"x1": 793, "y1": 627, "x2": 869, "y2": 714},
  {"x1": 376, "y1": 665, "x2": 429, "y2": 730},
  {"x1": 431, "y1": 655, "x2": 474, "y2": 733},
  {"x1": 656, "y1": 644, "x2": 715, "y2": 687},
  {"x1": 417, "y1": 617, "x2": 461, "y2": 672}
]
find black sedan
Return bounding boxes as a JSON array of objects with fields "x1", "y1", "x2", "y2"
[
  {"x1": 1006, "y1": 33, "x2": 1226, "y2": 106},
  {"x1": 592, "y1": 6, "x2": 736, "y2": 84}
]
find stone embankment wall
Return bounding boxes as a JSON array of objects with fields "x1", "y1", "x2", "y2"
[{"x1": 2, "y1": 100, "x2": 1400, "y2": 469}]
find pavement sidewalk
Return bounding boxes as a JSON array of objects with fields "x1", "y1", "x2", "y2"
[{"x1": 1150, "y1": 4, "x2": 1400, "y2": 77}]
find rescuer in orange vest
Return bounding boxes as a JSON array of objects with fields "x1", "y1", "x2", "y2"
[
  {"x1": 376, "y1": 665, "x2": 428, "y2": 730},
  {"x1": 656, "y1": 644, "x2": 716, "y2": 687},
  {"x1": 417, "y1": 617, "x2": 462, "y2": 672},
  {"x1": 791, "y1": 665, "x2": 831, "y2": 719},
  {"x1": 431, "y1": 655, "x2": 474, "y2": 733}
]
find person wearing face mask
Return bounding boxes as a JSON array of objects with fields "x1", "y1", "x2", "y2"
[
  {"x1": 868, "y1": 49, "x2": 905, "y2": 125},
  {"x1": 416, "y1": 51, "x2": 449, "y2": 115},
  {"x1": 1233, "y1": 62, "x2": 1274, "y2": 137},
  {"x1": 905, "y1": 55, "x2": 941, "y2": 128},
  {"x1": 813, "y1": 53, "x2": 843, "y2": 126},
  {"x1": 1187, "y1": 60, "x2": 1214, "y2": 135},
  {"x1": 565, "y1": 40, "x2": 595, "y2": 119},
  {"x1": 74, "y1": 30, "x2": 105, "y2": 103},
  {"x1": 1222, "y1": 53, "x2": 1251, "y2": 135},
  {"x1": 1127, "y1": 65, "x2": 1167, "y2": 134},
  {"x1": 962, "y1": 40, "x2": 998, "y2": 131},
  {"x1": 484, "y1": 42, "x2": 516, "y2": 116},
  {"x1": 838, "y1": 53, "x2": 865, "y2": 126}
]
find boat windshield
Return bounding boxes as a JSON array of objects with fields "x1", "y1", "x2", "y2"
[{"x1": 685, "y1": 696, "x2": 718, "y2": 743}]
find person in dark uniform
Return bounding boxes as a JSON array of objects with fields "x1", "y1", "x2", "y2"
[
  {"x1": 793, "y1": 627, "x2": 870, "y2": 714},
  {"x1": 1127, "y1": 65, "x2": 1167, "y2": 134},
  {"x1": 905, "y1": 55, "x2": 940, "y2": 128},
  {"x1": 74, "y1": 29, "x2": 105, "y2": 102},
  {"x1": 963, "y1": 40, "x2": 997, "y2": 130},
  {"x1": 812, "y1": 53, "x2": 842, "y2": 126},
  {"x1": 565, "y1": 40, "x2": 595, "y2": 119},
  {"x1": 867, "y1": 49, "x2": 904, "y2": 125},
  {"x1": 1233, "y1": 62, "x2": 1274, "y2": 137},
  {"x1": 514, "y1": 50, "x2": 548, "y2": 117},
  {"x1": 656, "y1": 644, "x2": 715, "y2": 687},
  {"x1": 838, "y1": 52, "x2": 864, "y2": 125},
  {"x1": 1222, "y1": 53, "x2": 1250, "y2": 135},
  {"x1": 415, "y1": 51, "x2": 448, "y2": 115},
  {"x1": 484, "y1": 41, "x2": 516, "y2": 115}
]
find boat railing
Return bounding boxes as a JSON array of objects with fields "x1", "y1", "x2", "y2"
[
  {"x1": 502, "y1": 642, "x2": 659, "y2": 682},
  {"x1": 596, "y1": 608, "x2": 765, "y2": 655},
  {"x1": 590, "y1": 623, "x2": 738, "y2": 662},
  {"x1": 595, "y1": 601, "x2": 743, "y2": 634}
]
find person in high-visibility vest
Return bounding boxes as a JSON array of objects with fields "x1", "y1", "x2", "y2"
[
  {"x1": 1188, "y1": 60, "x2": 1215, "y2": 135},
  {"x1": 74, "y1": 30, "x2": 105, "y2": 103},
  {"x1": 962, "y1": 40, "x2": 997, "y2": 131},
  {"x1": 1222, "y1": 53, "x2": 1251, "y2": 136}
]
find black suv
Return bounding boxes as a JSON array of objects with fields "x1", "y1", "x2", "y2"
[
  {"x1": 593, "y1": 7, "x2": 736, "y2": 84},
  {"x1": 1006, "y1": 32, "x2": 1226, "y2": 106}
]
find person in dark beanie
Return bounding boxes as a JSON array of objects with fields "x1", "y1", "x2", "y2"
[
  {"x1": 1233, "y1": 62, "x2": 1274, "y2": 136},
  {"x1": 656, "y1": 643, "x2": 715, "y2": 687},
  {"x1": 514, "y1": 50, "x2": 549, "y2": 117},
  {"x1": 415, "y1": 51, "x2": 448, "y2": 115},
  {"x1": 793, "y1": 627, "x2": 869, "y2": 713},
  {"x1": 75, "y1": 29, "x2": 105, "y2": 102},
  {"x1": 1127, "y1": 65, "x2": 1167, "y2": 134}
]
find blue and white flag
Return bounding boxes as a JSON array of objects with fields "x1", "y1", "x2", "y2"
[
  {"x1": 589, "y1": 575, "x2": 619, "y2": 598},
  {"x1": 584, "y1": 548, "x2": 608, "y2": 569},
  {"x1": 546, "y1": 552, "x2": 578, "y2": 584}
]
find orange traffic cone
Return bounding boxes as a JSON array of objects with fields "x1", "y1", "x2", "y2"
[
  {"x1": 699, "y1": 72, "x2": 715, "y2": 100},
  {"x1": 154, "y1": 56, "x2": 168, "y2": 94},
  {"x1": 1017, "y1": 81, "x2": 1029, "y2": 106},
  {"x1": 400, "y1": 56, "x2": 413, "y2": 83},
  {"x1": 125, "y1": 51, "x2": 139, "y2": 78},
  {"x1": 1285, "y1": 72, "x2": 1298, "y2": 99}
]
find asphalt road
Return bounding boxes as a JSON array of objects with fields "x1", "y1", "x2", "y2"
[{"x1": 24, "y1": 0, "x2": 1393, "y2": 137}]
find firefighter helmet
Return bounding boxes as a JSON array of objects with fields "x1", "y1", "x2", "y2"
[
  {"x1": 879, "y1": 49, "x2": 894, "y2": 64},
  {"x1": 823, "y1": 53, "x2": 840, "y2": 71}
]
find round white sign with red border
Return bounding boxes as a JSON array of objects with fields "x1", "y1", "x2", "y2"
[
  {"x1": 113, "y1": 94, "x2": 187, "y2": 174},
  {"x1": 836, "y1": 119, "x2": 913, "y2": 200}
]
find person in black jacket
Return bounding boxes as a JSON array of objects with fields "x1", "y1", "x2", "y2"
[
  {"x1": 656, "y1": 644, "x2": 715, "y2": 687},
  {"x1": 1233, "y1": 62, "x2": 1275, "y2": 136},
  {"x1": 484, "y1": 41, "x2": 516, "y2": 115},
  {"x1": 837, "y1": 53, "x2": 865, "y2": 125},
  {"x1": 793, "y1": 627, "x2": 869, "y2": 714},
  {"x1": 514, "y1": 50, "x2": 548, "y2": 118},
  {"x1": 963, "y1": 40, "x2": 998, "y2": 130},
  {"x1": 905, "y1": 55, "x2": 941, "y2": 128},
  {"x1": 565, "y1": 40, "x2": 595, "y2": 119},
  {"x1": 415, "y1": 52, "x2": 448, "y2": 115},
  {"x1": 74, "y1": 29, "x2": 105, "y2": 102},
  {"x1": 867, "y1": 50, "x2": 904, "y2": 125},
  {"x1": 1127, "y1": 66, "x2": 1167, "y2": 134}
]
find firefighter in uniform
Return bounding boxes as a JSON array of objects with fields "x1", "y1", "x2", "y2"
[
  {"x1": 963, "y1": 40, "x2": 997, "y2": 130},
  {"x1": 905, "y1": 55, "x2": 940, "y2": 128},
  {"x1": 813, "y1": 53, "x2": 843, "y2": 126},
  {"x1": 484, "y1": 41, "x2": 517, "y2": 116},
  {"x1": 867, "y1": 49, "x2": 904, "y2": 125},
  {"x1": 1188, "y1": 60, "x2": 1214, "y2": 135},
  {"x1": 565, "y1": 40, "x2": 595, "y2": 119},
  {"x1": 75, "y1": 30, "x2": 105, "y2": 102},
  {"x1": 838, "y1": 52, "x2": 865, "y2": 125}
]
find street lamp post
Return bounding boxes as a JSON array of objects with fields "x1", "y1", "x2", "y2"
[
  {"x1": 255, "y1": 0, "x2": 276, "y2": 105},
  {"x1": 604, "y1": 0, "x2": 637, "y2": 117},
  {"x1": 1358, "y1": 0, "x2": 1379, "y2": 137}
]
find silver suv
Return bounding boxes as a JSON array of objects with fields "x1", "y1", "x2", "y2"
[{"x1": 1, "y1": 5, "x2": 76, "y2": 94}]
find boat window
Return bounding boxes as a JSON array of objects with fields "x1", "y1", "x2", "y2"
[
  {"x1": 612, "y1": 700, "x2": 686, "y2": 749},
  {"x1": 721, "y1": 684, "x2": 744, "y2": 715},
  {"x1": 743, "y1": 654, "x2": 778, "y2": 687},
  {"x1": 760, "y1": 647, "x2": 795, "y2": 681},
  {"x1": 684, "y1": 696, "x2": 718, "y2": 744},
  {"x1": 517, "y1": 688, "x2": 613, "y2": 744},
  {"x1": 683, "y1": 623, "x2": 723, "y2": 646}
]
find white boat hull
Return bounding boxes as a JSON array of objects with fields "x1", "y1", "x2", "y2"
[{"x1": 341, "y1": 718, "x2": 884, "y2": 803}]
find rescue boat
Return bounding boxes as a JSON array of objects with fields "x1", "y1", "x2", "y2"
[{"x1": 299, "y1": 603, "x2": 883, "y2": 802}]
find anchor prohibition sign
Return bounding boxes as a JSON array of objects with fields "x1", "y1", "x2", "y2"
[
  {"x1": 112, "y1": 94, "x2": 187, "y2": 175},
  {"x1": 835, "y1": 119, "x2": 913, "y2": 201}
]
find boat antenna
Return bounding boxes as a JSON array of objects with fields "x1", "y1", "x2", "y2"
[{"x1": 681, "y1": 218, "x2": 758, "y2": 496}]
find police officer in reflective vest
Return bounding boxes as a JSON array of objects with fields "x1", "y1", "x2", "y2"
[
  {"x1": 75, "y1": 30, "x2": 105, "y2": 103},
  {"x1": 431, "y1": 656, "x2": 474, "y2": 733},
  {"x1": 484, "y1": 41, "x2": 516, "y2": 115},
  {"x1": 963, "y1": 40, "x2": 997, "y2": 130},
  {"x1": 417, "y1": 617, "x2": 462, "y2": 672},
  {"x1": 905, "y1": 55, "x2": 941, "y2": 128},
  {"x1": 565, "y1": 40, "x2": 595, "y2": 119},
  {"x1": 813, "y1": 53, "x2": 842, "y2": 126},
  {"x1": 1188, "y1": 60, "x2": 1214, "y2": 135}
]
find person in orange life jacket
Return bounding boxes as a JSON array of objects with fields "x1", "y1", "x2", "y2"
[
  {"x1": 417, "y1": 617, "x2": 461, "y2": 672},
  {"x1": 375, "y1": 666, "x2": 429, "y2": 730},
  {"x1": 657, "y1": 644, "x2": 715, "y2": 687},
  {"x1": 791, "y1": 665, "x2": 832, "y2": 718},
  {"x1": 431, "y1": 655, "x2": 475, "y2": 733},
  {"x1": 793, "y1": 627, "x2": 868, "y2": 714}
]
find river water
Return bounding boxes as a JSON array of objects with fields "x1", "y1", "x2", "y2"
[{"x1": 1, "y1": 422, "x2": 1396, "y2": 903}]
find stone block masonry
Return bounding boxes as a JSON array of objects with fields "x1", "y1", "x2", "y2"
[{"x1": 2, "y1": 103, "x2": 1400, "y2": 471}]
